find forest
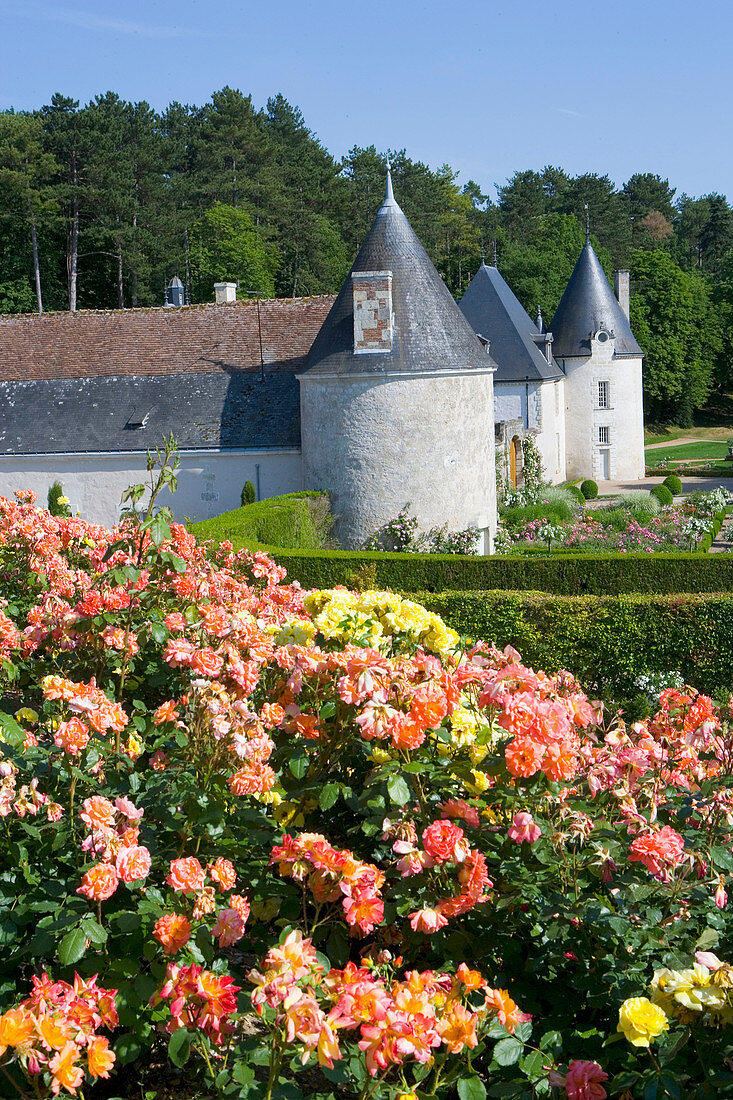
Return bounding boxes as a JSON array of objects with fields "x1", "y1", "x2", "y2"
[{"x1": 1, "y1": 87, "x2": 732, "y2": 424}]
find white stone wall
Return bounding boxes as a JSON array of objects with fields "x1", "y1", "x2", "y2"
[
  {"x1": 0, "y1": 449, "x2": 302, "y2": 529},
  {"x1": 300, "y1": 369, "x2": 497, "y2": 551},
  {"x1": 561, "y1": 337, "x2": 645, "y2": 481},
  {"x1": 494, "y1": 380, "x2": 566, "y2": 484}
]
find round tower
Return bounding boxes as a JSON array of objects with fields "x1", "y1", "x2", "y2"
[
  {"x1": 550, "y1": 236, "x2": 645, "y2": 483},
  {"x1": 298, "y1": 171, "x2": 497, "y2": 551}
]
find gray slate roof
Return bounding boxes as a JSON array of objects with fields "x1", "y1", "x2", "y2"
[
  {"x1": 550, "y1": 240, "x2": 643, "y2": 359},
  {"x1": 303, "y1": 177, "x2": 495, "y2": 376},
  {"x1": 459, "y1": 264, "x2": 563, "y2": 383},
  {"x1": 0, "y1": 371, "x2": 301, "y2": 454}
]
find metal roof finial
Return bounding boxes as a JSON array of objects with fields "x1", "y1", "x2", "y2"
[
  {"x1": 385, "y1": 158, "x2": 395, "y2": 205},
  {"x1": 584, "y1": 203, "x2": 591, "y2": 244},
  {"x1": 493, "y1": 239, "x2": 498, "y2": 267},
  {"x1": 536, "y1": 306, "x2": 543, "y2": 333}
]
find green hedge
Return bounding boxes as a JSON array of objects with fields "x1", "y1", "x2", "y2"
[
  {"x1": 265, "y1": 548, "x2": 733, "y2": 595},
  {"x1": 415, "y1": 590, "x2": 733, "y2": 702},
  {"x1": 190, "y1": 492, "x2": 331, "y2": 550}
]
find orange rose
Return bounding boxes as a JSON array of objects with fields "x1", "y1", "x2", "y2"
[
  {"x1": 80, "y1": 795, "x2": 115, "y2": 832},
  {"x1": 153, "y1": 912, "x2": 192, "y2": 954},
  {"x1": 116, "y1": 845, "x2": 151, "y2": 883},
  {"x1": 208, "y1": 857, "x2": 236, "y2": 891},
  {"x1": 153, "y1": 700, "x2": 179, "y2": 725},
  {"x1": 0, "y1": 1008, "x2": 34, "y2": 1053},
  {"x1": 190, "y1": 648, "x2": 224, "y2": 678},
  {"x1": 166, "y1": 856, "x2": 205, "y2": 893},
  {"x1": 77, "y1": 862, "x2": 119, "y2": 901},
  {"x1": 49, "y1": 1041, "x2": 84, "y2": 1096},
  {"x1": 87, "y1": 1035, "x2": 115, "y2": 1079}
]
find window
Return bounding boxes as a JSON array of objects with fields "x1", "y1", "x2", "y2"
[
  {"x1": 598, "y1": 380, "x2": 610, "y2": 408},
  {"x1": 598, "y1": 426, "x2": 610, "y2": 444}
]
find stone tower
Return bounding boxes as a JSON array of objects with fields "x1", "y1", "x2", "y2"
[
  {"x1": 298, "y1": 170, "x2": 497, "y2": 551},
  {"x1": 551, "y1": 235, "x2": 645, "y2": 482}
]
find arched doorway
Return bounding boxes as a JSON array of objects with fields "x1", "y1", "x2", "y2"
[{"x1": 509, "y1": 436, "x2": 521, "y2": 488}]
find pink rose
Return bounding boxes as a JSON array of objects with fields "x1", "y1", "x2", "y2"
[{"x1": 507, "y1": 812, "x2": 542, "y2": 844}]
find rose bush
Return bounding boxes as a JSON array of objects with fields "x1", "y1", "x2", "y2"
[{"x1": 0, "y1": 485, "x2": 732, "y2": 1097}]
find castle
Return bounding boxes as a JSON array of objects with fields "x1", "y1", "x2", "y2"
[{"x1": 0, "y1": 171, "x2": 645, "y2": 549}]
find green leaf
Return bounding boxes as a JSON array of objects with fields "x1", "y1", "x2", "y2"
[
  {"x1": 289, "y1": 750, "x2": 308, "y2": 779},
  {"x1": 711, "y1": 845, "x2": 733, "y2": 871},
  {"x1": 58, "y1": 926, "x2": 87, "y2": 966},
  {"x1": 387, "y1": 774, "x2": 411, "y2": 805},
  {"x1": 457, "y1": 1076, "x2": 487, "y2": 1100},
  {"x1": 493, "y1": 1036, "x2": 524, "y2": 1066},
  {"x1": 81, "y1": 916, "x2": 108, "y2": 945},
  {"x1": 114, "y1": 1034, "x2": 143, "y2": 1066},
  {"x1": 319, "y1": 783, "x2": 340, "y2": 810},
  {"x1": 0, "y1": 710, "x2": 27, "y2": 749},
  {"x1": 520, "y1": 1049, "x2": 546, "y2": 1080},
  {"x1": 168, "y1": 1028, "x2": 192, "y2": 1067}
]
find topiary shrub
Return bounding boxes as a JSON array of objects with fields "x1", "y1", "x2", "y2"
[
  {"x1": 567, "y1": 485, "x2": 586, "y2": 505},
  {"x1": 650, "y1": 484, "x2": 674, "y2": 507},
  {"x1": 47, "y1": 480, "x2": 71, "y2": 517},
  {"x1": 663, "y1": 474, "x2": 683, "y2": 495},
  {"x1": 580, "y1": 479, "x2": 598, "y2": 500},
  {"x1": 241, "y1": 480, "x2": 256, "y2": 506}
]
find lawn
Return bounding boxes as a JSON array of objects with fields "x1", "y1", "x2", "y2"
[{"x1": 645, "y1": 439, "x2": 730, "y2": 466}]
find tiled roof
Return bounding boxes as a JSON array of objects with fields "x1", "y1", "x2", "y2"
[
  {"x1": 550, "y1": 242, "x2": 643, "y2": 359},
  {"x1": 0, "y1": 296, "x2": 335, "y2": 381},
  {"x1": 459, "y1": 264, "x2": 563, "y2": 383},
  {"x1": 0, "y1": 372, "x2": 302, "y2": 454}
]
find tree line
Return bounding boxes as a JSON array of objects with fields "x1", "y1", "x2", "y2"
[{"x1": 1, "y1": 87, "x2": 731, "y2": 424}]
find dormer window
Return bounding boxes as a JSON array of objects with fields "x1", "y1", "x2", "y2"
[{"x1": 595, "y1": 329, "x2": 611, "y2": 343}]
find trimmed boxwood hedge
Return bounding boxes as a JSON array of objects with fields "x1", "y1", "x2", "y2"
[
  {"x1": 414, "y1": 589, "x2": 733, "y2": 702},
  {"x1": 265, "y1": 548, "x2": 733, "y2": 595}
]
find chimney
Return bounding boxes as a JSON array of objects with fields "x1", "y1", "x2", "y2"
[
  {"x1": 614, "y1": 270, "x2": 630, "y2": 320},
  {"x1": 353, "y1": 271, "x2": 393, "y2": 353},
  {"x1": 214, "y1": 281, "x2": 237, "y2": 305}
]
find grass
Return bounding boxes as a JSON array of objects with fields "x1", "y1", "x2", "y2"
[{"x1": 645, "y1": 440, "x2": 729, "y2": 467}]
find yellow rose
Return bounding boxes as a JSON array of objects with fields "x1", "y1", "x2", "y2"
[{"x1": 618, "y1": 997, "x2": 668, "y2": 1047}]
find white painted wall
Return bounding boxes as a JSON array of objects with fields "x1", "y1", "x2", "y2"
[
  {"x1": 0, "y1": 449, "x2": 303, "y2": 529},
  {"x1": 301, "y1": 368, "x2": 497, "y2": 551},
  {"x1": 560, "y1": 335, "x2": 645, "y2": 482},
  {"x1": 494, "y1": 379, "x2": 566, "y2": 484}
]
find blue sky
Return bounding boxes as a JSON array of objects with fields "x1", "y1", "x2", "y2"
[{"x1": 0, "y1": 0, "x2": 730, "y2": 202}]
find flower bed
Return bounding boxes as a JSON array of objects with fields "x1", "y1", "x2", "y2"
[
  {"x1": 0, "y1": 492, "x2": 733, "y2": 1097},
  {"x1": 500, "y1": 489, "x2": 729, "y2": 554}
]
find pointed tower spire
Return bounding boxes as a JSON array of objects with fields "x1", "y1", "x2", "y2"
[
  {"x1": 584, "y1": 203, "x2": 590, "y2": 243},
  {"x1": 384, "y1": 159, "x2": 395, "y2": 206}
]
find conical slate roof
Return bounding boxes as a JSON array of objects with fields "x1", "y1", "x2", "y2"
[
  {"x1": 302, "y1": 174, "x2": 494, "y2": 375},
  {"x1": 459, "y1": 263, "x2": 562, "y2": 382},
  {"x1": 550, "y1": 239, "x2": 643, "y2": 359}
]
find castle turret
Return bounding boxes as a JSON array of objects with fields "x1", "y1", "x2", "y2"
[
  {"x1": 550, "y1": 237, "x2": 645, "y2": 482},
  {"x1": 298, "y1": 169, "x2": 497, "y2": 551}
]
